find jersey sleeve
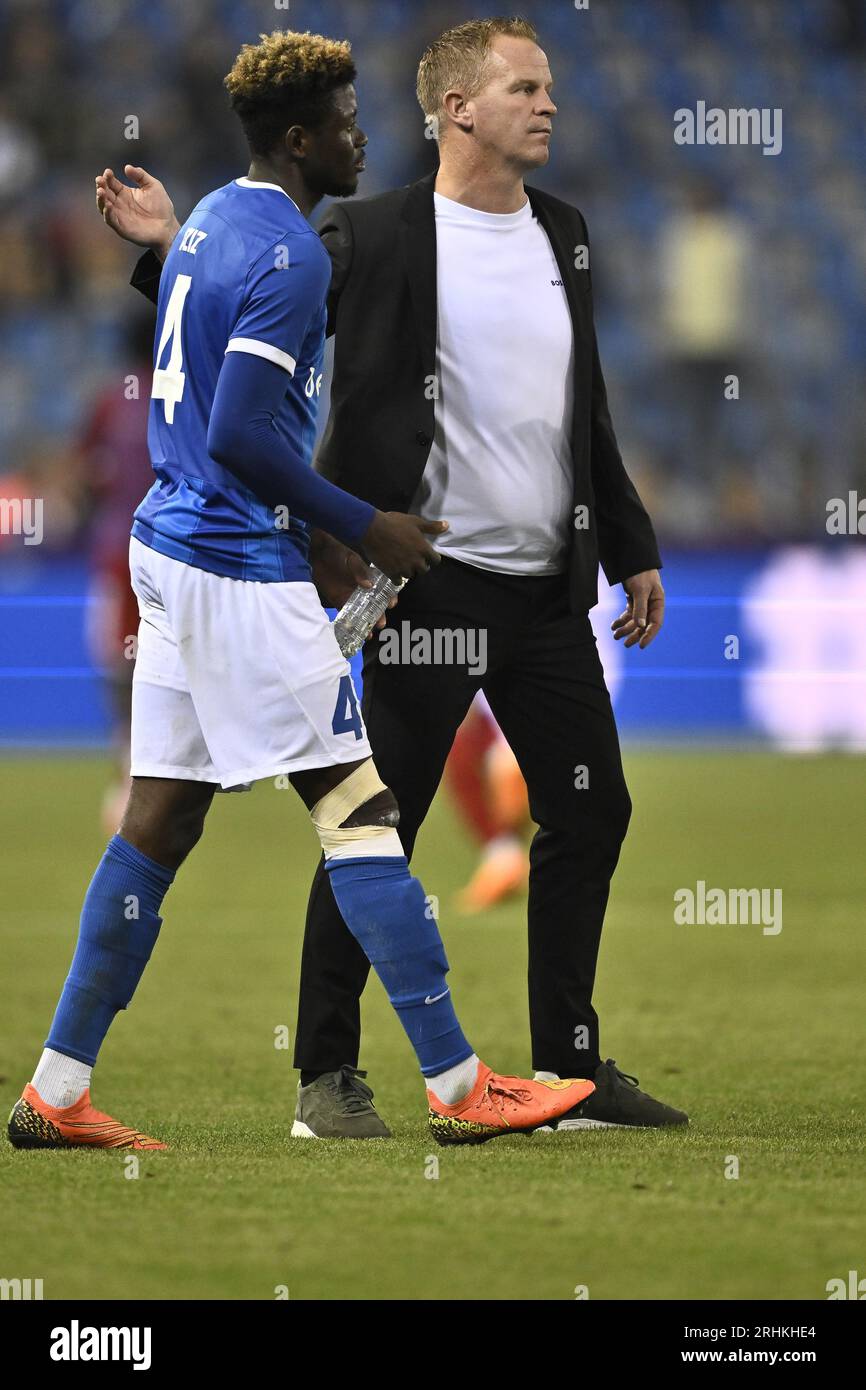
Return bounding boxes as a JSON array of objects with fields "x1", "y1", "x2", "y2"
[{"x1": 225, "y1": 235, "x2": 330, "y2": 378}]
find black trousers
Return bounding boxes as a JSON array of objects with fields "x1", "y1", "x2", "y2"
[{"x1": 293, "y1": 556, "x2": 632, "y2": 1079}]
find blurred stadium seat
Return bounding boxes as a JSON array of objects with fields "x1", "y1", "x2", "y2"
[{"x1": 0, "y1": 0, "x2": 864, "y2": 746}]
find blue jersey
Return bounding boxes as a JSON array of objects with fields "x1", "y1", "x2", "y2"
[{"x1": 132, "y1": 177, "x2": 331, "y2": 582}]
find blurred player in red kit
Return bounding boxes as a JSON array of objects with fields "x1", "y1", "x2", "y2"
[
  {"x1": 446, "y1": 693, "x2": 529, "y2": 913},
  {"x1": 80, "y1": 313, "x2": 155, "y2": 832}
]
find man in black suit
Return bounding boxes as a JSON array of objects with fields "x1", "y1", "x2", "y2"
[{"x1": 100, "y1": 15, "x2": 686, "y2": 1136}]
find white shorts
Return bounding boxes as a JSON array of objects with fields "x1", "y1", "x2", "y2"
[{"x1": 128, "y1": 537, "x2": 371, "y2": 789}]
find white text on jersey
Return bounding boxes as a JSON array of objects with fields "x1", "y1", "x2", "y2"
[{"x1": 179, "y1": 227, "x2": 207, "y2": 255}]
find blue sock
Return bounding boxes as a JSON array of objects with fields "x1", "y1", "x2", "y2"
[
  {"x1": 325, "y1": 855, "x2": 474, "y2": 1076},
  {"x1": 45, "y1": 835, "x2": 175, "y2": 1066}
]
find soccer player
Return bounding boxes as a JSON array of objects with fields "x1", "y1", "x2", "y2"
[
  {"x1": 7, "y1": 31, "x2": 593, "y2": 1151},
  {"x1": 446, "y1": 693, "x2": 530, "y2": 914},
  {"x1": 79, "y1": 312, "x2": 156, "y2": 834}
]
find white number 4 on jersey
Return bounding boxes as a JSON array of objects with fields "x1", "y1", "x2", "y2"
[{"x1": 152, "y1": 273, "x2": 192, "y2": 424}]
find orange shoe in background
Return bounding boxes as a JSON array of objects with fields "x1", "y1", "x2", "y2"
[
  {"x1": 7, "y1": 1084, "x2": 167, "y2": 1151},
  {"x1": 427, "y1": 1063, "x2": 594, "y2": 1146},
  {"x1": 454, "y1": 838, "x2": 529, "y2": 914}
]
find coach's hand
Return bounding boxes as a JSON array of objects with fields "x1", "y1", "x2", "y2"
[
  {"x1": 362, "y1": 511, "x2": 448, "y2": 583},
  {"x1": 95, "y1": 165, "x2": 180, "y2": 262},
  {"x1": 612, "y1": 569, "x2": 665, "y2": 649}
]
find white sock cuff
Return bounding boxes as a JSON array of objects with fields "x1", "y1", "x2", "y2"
[{"x1": 31, "y1": 1048, "x2": 92, "y2": 1109}]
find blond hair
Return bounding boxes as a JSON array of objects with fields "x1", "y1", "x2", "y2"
[
  {"x1": 416, "y1": 16, "x2": 538, "y2": 134},
  {"x1": 225, "y1": 30, "x2": 356, "y2": 155}
]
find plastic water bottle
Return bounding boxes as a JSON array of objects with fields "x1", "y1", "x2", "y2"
[{"x1": 333, "y1": 566, "x2": 405, "y2": 657}]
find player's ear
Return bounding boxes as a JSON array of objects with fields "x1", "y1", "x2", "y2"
[{"x1": 284, "y1": 125, "x2": 307, "y2": 159}]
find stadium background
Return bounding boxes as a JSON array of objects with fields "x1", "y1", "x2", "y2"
[
  {"x1": 1, "y1": 0, "x2": 864, "y2": 1304},
  {"x1": 2, "y1": 0, "x2": 866, "y2": 746}
]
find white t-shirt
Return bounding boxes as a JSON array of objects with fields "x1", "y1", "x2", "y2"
[{"x1": 411, "y1": 190, "x2": 575, "y2": 575}]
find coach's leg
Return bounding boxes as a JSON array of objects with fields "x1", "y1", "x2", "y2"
[
  {"x1": 30, "y1": 777, "x2": 215, "y2": 1105},
  {"x1": 484, "y1": 597, "x2": 631, "y2": 1080},
  {"x1": 294, "y1": 858, "x2": 371, "y2": 1077}
]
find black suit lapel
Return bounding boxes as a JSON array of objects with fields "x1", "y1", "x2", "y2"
[
  {"x1": 526, "y1": 186, "x2": 592, "y2": 507},
  {"x1": 398, "y1": 172, "x2": 438, "y2": 378},
  {"x1": 526, "y1": 186, "x2": 588, "y2": 337}
]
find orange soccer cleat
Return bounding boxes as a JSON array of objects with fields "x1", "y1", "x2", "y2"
[
  {"x1": 427, "y1": 1063, "x2": 594, "y2": 1146},
  {"x1": 7, "y1": 1084, "x2": 167, "y2": 1151},
  {"x1": 454, "y1": 839, "x2": 529, "y2": 914}
]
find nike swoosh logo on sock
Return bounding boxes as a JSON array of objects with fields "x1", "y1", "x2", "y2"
[{"x1": 424, "y1": 989, "x2": 450, "y2": 1005}]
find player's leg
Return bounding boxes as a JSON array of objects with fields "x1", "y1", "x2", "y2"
[
  {"x1": 291, "y1": 757, "x2": 472, "y2": 1084},
  {"x1": 290, "y1": 755, "x2": 594, "y2": 1144},
  {"x1": 42, "y1": 775, "x2": 213, "y2": 1069},
  {"x1": 8, "y1": 776, "x2": 215, "y2": 1151},
  {"x1": 292, "y1": 601, "x2": 484, "y2": 1107},
  {"x1": 8, "y1": 539, "x2": 220, "y2": 1150}
]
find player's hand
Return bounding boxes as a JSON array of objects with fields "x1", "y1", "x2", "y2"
[
  {"x1": 310, "y1": 530, "x2": 396, "y2": 630},
  {"x1": 95, "y1": 165, "x2": 180, "y2": 261},
  {"x1": 361, "y1": 511, "x2": 448, "y2": 582},
  {"x1": 612, "y1": 569, "x2": 665, "y2": 649}
]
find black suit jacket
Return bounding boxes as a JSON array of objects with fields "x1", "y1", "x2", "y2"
[{"x1": 131, "y1": 171, "x2": 661, "y2": 613}]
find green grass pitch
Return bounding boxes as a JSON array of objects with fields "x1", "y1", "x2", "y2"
[{"x1": 1, "y1": 750, "x2": 863, "y2": 1301}]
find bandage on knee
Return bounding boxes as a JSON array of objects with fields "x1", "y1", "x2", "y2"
[{"x1": 311, "y1": 760, "x2": 403, "y2": 860}]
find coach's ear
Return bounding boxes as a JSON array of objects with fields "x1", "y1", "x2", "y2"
[{"x1": 441, "y1": 86, "x2": 474, "y2": 136}]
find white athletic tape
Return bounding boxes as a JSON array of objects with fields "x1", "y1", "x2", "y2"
[
  {"x1": 317, "y1": 825, "x2": 404, "y2": 860},
  {"x1": 311, "y1": 760, "x2": 403, "y2": 860}
]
